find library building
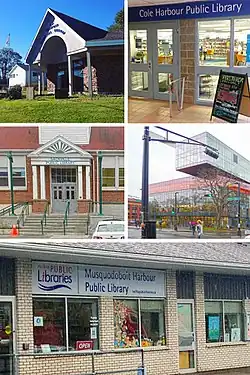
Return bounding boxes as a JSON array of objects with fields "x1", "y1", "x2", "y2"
[
  {"x1": 0, "y1": 242, "x2": 250, "y2": 375},
  {"x1": 128, "y1": 0, "x2": 250, "y2": 105}
]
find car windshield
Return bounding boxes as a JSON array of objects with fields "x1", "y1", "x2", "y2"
[{"x1": 97, "y1": 223, "x2": 124, "y2": 233}]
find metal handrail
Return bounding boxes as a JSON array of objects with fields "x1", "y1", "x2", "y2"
[
  {"x1": 0, "y1": 202, "x2": 27, "y2": 217},
  {"x1": 63, "y1": 200, "x2": 70, "y2": 235},
  {"x1": 16, "y1": 202, "x2": 30, "y2": 230},
  {"x1": 41, "y1": 201, "x2": 50, "y2": 235}
]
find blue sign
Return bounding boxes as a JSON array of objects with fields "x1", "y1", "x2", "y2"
[
  {"x1": 247, "y1": 34, "x2": 250, "y2": 66},
  {"x1": 208, "y1": 316, "x2": 220, "y2": 342},
  {"x1": 129, "y1": 0, "x2": 250, "y2": 22}
]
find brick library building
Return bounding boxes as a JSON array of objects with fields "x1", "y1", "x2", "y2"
[
  {"x1": 0, "y1": 126, "x2": 124, "y2": 216},
  {"x1": 0, "y1": 241, "x2": 250, "y2": 375}
]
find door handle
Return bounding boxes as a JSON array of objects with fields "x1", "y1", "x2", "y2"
[{"x1": 148, "y1": 61, "x2": 152, "y2": 71}]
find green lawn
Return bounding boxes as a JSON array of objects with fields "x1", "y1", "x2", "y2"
[{"x1": 0, "y1": 95, "x2": 124, "y2": 123}]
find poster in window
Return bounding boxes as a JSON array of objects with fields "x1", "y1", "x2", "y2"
[
  {"x1": 208, "y1": 316, "x2": 220, "y2": 342},
  {"x1": 231, "y1": 328, "x2": 241, "y2": 342}
]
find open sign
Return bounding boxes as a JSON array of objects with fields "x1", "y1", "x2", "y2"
[{"x1": 76, "y1": 341, "x2": 93, "y2": 351}]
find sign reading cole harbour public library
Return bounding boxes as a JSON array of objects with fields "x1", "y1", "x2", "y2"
[
  {"x1": 32, "y1": 262, "x2": 166, "y2": 298},
  {"x1": 129, "y1": 0, "x2": 250, "y2": 22}
]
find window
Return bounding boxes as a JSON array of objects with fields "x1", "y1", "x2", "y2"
[
  {"x1": 103, "y1": 168, "x2": 115, "y2": 187},
  {"x1": 0, "y1": 168, "x2": 8, "y2": 187},
  {"x1": 32, "y1": 72, "x2": 38, "y2": 77},
  {"x1": 33, "y1": 298, "x2": 99, "y2": 353},
  {"x1": 205, "y1": 301, "x2": 244, "y2": 343},
  {"x1": 234, "y1": 19, "x2": 249, "y2": 67},
  {"x1": 130, "y1": 30, "x2": 148, "y2": 63},
  {"x1": 113, "y1": 299, "x2": 165, "y2": 348},
  {"x1": 233, "y1": 154, "x2": 238, "y2": 164},
  {"x1": 119, "y1": 168, "x2": 124, "y2": 187},
  {"x1": 13, "y1": 167, "x2": 25, "y2": 186}
]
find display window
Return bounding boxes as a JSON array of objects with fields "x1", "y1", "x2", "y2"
[
  {"x1": 113, "y1": 299, "x2": 166, "y2": 349},
  {"x1": 234, "y1": 19, "x2": 249, "y2": 67},
  {"x1": 205, "y1": 301, "x2": 244, "y2": 343},
  {"x1": 33, "y1": 298, "x2": 99, "y2": 353}
]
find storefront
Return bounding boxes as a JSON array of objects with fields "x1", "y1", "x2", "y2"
[
  {"x1": 128, "y1": 0, "x2": 250, "y2": 105},
  {"x1": 2, "y1": 242, "x2": 250, "y2": 375},
  {"x1": 0, "y1": 126, "x2": 124, "y2": 215}
]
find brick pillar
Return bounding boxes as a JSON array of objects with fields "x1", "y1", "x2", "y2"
[
  {"x1": 180, "y1": 19, "x2": 196, "y2": 104},
  {"x1": 15, "y1": 259, "x2": 34, "y2": 354},
  {"x1": 165, "y1": 269, "x2": 179, "y2": 373},
  {"x1": 195, "y1": 272, "x2": 206, "y2": 372},
  {"x1": 99, "y1": 297, "x2": 114, "y2": 350},
  {"x1": 77, "y1": 199, "x2": 92, "y2": 213}
]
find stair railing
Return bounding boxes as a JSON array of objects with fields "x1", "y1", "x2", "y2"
[
  {"x1": 0, "y1": 202, "x2": 28, "y2": 217},
  {"x1": 63, "y1": 201, "x2": 70, "y2": 235},
  {"x1": 41, "y1": 201, "x2": 50, "y2": 236},
  {"x1": 17, "y1": 203, "x2": 30, "y2": 231}
]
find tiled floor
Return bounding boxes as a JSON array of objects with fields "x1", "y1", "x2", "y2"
[{"x1": 129, "y1": 98, "x2": 250, "y2": 123}]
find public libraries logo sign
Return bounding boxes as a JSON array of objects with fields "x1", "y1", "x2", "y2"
[
  {"x1": 129, "y1": 0, "x2": 250, "y2": 22},
  {"x1": 32, "y1": 262, "x2": 78, "y2": 294}
]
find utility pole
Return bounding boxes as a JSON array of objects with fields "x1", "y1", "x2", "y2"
[
  {"x1": 141, "y1": 126, "x2": 150, "y2": 239},
  {"x1": 237, "y1": 182, "x2": 241, "y2": 237}
]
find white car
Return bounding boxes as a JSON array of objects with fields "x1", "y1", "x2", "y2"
[{"x1": 92, "y1": 221, "x2": 125, "y2": 239}]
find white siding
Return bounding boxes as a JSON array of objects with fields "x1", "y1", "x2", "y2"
[
  {"x1": 39, "y1": 126, "x2": 92, "y2": 145},
  {"x1": 9, "y1": 66, "x2": 27, "y2": 87}
]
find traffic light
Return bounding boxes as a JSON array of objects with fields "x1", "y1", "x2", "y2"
[{"x1": 204, "y1": 147, "x2": 219, "y2": 159}]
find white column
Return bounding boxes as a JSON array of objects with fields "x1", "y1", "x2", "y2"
[
  {"x1": 32, "y1": 166, "x2": 38, "y2": 200},
  {"x1": 68, "y1": 55, "x2": 73, "y2": 96},
  {"x1": 41, "y1": 71, "x2": 45, "y2": 94},
  {"x1": 86, "y1": 165, "x2": 91, "y2": 200},
  {"x1": 40, "y1": 166, "x2": 46, "y2": 200},
  {"x1": 78, "y1": 166, "x2": 83, "y2": 200}
]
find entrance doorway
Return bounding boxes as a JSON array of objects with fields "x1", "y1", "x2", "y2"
[
  {"x1": 129, "y1": 21, "x2": 180, "y2": 100},
  {"x1": 177, "y1": 300, "x2": 196, "y2": 372},
  {"x1": 51, "y1": 168, "x2": 77, "y2": 214},
  {"x1": 57, "y1": 63, "x2": 69, "y2": 90},
  {"x1": 0, "y1": 298, "x2": 15, "y2": 375}
]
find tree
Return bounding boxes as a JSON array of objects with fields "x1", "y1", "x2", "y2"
[
  {"x1": 0, "y1": 48, "x2": 22, "y2": 80},
  {"x1": 108, "y1": 9, "x2": 124, "y2": 31},
  {"x1": 197, "y1": 167, "x2": 237, "y2": 229}
]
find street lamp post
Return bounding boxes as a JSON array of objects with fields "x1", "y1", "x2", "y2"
[
  {"x1": 141, "y1": 127, "x2": 150, "y2": 239},
  {"x1": 98, "y1": 151, "x2": 103, "y2": 216},
  {"x1": 6, "y1": 151, "x2": 15, "y2": 216},
  {"x1": 237, "y1": 182, "x2": 241, "y2": 236},
  {"x1": 174, "y1": 192, "x2": 178, "y2": 230}
]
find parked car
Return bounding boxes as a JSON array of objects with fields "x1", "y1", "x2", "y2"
[{"x1": 92, "y1": 220, "x2": 125, "y2": 239}]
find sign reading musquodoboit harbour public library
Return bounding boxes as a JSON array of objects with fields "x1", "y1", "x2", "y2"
[{"x1": 32, "y1": 261, "x2": 166, "y2": 298}]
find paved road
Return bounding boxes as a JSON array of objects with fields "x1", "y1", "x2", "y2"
[{"x1": 128, "y1": 227, "x2": 243, "y2": 240}]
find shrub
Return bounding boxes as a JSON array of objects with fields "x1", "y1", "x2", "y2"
[{"x1": 8, "y1": 85, "x2": 22, "y2": 100}]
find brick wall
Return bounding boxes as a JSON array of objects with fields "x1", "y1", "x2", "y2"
[
  {"x1": 103, "y1": 190, "x2": 124, "y2": 203},
  {"x1": 180, "y1": 19, "x2": 196, "y2": 104}
]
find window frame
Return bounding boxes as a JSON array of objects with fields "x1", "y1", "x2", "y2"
[
  {"x1": 32, "y1": 295, "x2": 99, "y2": 353},
  {"x1": 0, "y1": 154, "x2": 27, "y2": 191},
  {"x1": 195, "y1": 16, "x2": 250, "y2": 105},
  {"x1": 205, "y1": 299, "x2": 245, "y2": 344},
  {"x1": 113, "y1": 298, "x2": 166, "y2": 349},
  {"x1": 102, "y1": 155, "x2": 124, "y2": 191}
]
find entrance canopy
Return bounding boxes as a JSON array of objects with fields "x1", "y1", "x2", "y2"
[{"x1": 28, "y1": 135, "x2": 92, "y2": 166}]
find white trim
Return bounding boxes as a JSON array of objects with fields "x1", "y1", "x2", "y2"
[
  {"x1": 32, "y1": 166, "x2": 38, "y2": 200},
  {"x1": 67, "y1": 47, "x2": 88, "y2": 56},
  {"x1": 40, "y1": 165, "x2": 46, "y2": 200},
  {"x1": 86, "y1": 165, "x2": 91, "y2": 200},
  {"x1": 78, "y1": 166, "x2": 83, "y2": 200},
  {"x1": 68, "y1": 55, "x2": 73, "y2": 96}
]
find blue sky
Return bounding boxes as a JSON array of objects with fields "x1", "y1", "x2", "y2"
[{"x1": 0, "y1": 0, "x2": 123, "y2": 61}]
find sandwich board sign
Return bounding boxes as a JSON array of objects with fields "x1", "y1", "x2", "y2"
[{"x1": 211, "y1": 70, "x2": 250, "y2": 123}]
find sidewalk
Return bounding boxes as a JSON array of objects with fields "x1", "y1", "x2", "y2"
[{"x1": 198, "y1": 368, "x2": 250, "y2": 375}]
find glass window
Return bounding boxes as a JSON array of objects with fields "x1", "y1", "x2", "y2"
[
  {"x1": 33, "y1": 298, "x2": 66, "y2": 353},
  {"x1": 198, "y1": 20, "x2": 230, "y2": 67},
  {"x1": 157, "y1": 29, "x2": 173, "y2": 65},
  {"x1": 0, "y1": 168, "x2": 8, "y2": 187},
  {"x1": 119, "y1": 168, "x2": 124, "y2": 187},
  {"x1": 205, "y1": 301, "x2": 244, "y2": 343},
  {"x1": 131, "y1": 72, "x2": 148, "y2": 92},
  {"x1": 33, "y1": 298, "x2": 99, "y2": 353},
  {"x1": 114, "y1": 300, "x2": 139, "y2": 348},
  {"x1": 198, "y1": 75, "x2": 219, "y2": 101},
  {"x1": 13, "y1": 167, "x2": 26, "y2": 187},
  {"x1": 158, "y1": 73, "x2": 173, "y2": 93},
  {"x1": 130, "y1": 30, "x2": 147, "y2": 63},
  {"x1": 68, "y1": 299, "x2": 99, "y2": 351},
  {"x1": 234, "y1": 19, "x2": 249, "y2": 67},
  {"x1": 103, "y1": 168, "x2": 115, "y2": 187},
  {"x1": 140, "y1": 300, "x2": 166, "y2": 346},
  {"x1": 114, "y1": 299, "x2": 165, "y2": 348}
]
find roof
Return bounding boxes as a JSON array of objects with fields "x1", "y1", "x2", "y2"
[
  {"x1": 1, "y1": 241, "x2": 250, "y2": 275},
  {"x1": 0, "y1": 127, "x2": 124, "y2": 151},
  {"x1": 8, "y1": 63, "x2": 29, "y2": 75},
  {"x1": 50, "y1": 8, "x2": 107, "y2": 41}
]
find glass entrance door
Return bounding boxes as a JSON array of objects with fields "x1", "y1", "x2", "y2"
[
  {"x1": 0, "y1": 300, "x2": 15, "y2": 375},
  {"x1": 177, "y1": 301, "x2": 196, "y2": 372},
  {"x1": 129, "y1": 22, "x2": 180, "y2": 100},
  {"x1": 51, "y1": 168, "x2": 77, "y2": 214}
]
